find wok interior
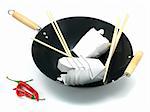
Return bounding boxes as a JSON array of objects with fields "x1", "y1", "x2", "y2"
[{"x1": 32, "y1": 17, "x2": 133, "y2": 87}]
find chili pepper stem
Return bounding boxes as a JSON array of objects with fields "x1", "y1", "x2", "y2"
[
  {"x1": 31, "y1": 95, "x2": 45, "y2": 101},
  {"x1": 38, "y1": 98, "x2": 46, "y2": 101},
  {"x1": 25, "y1": 79, "x2": 34, "y2": 83},
  {"x1": 6, "y1": 76, "x2": 33, "y2": 83},
  {"x1": 6, "y1": 76, "x2": 19, "y2": 83}
]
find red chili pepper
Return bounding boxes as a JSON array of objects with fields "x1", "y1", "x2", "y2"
[
  {"x1": 13, "y1": 88, "x2": 24, "y2": 97},
  {"x1": 13, "y1": 88, "x2": 45, "y2": 101},
  {"x1": 13, "y1": 82, "x2": 24, "y2": 97},
  {"x1": 6, "y1": 76, "x2": 44, "y2": 101},
  {"x1": 13, "y1": 87, "x2": 24, "y2": 97},
  {"x1": 16, "y1": 81, "x2": 39, "y2": 101}
]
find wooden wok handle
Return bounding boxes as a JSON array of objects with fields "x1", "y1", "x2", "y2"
[
  {"x1": 8, "y1": 10, "x2": 41, "y2": 30},
  {"x1": 125, "y1": 51, "x2": 143, "y2": 77}
]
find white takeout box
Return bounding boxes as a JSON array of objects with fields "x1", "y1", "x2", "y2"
[
  {"x1": 57, "y1": 57, "x2": 105, "y2": 85},
  {"x1": 72, "y1": 28, "x2": 110, "y2": 58}
]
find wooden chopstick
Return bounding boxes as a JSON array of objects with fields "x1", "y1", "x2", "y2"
[
  {"x1": 103, "y1": 15, "x2": 128, "y2": 83},
  {"x1": 103, "y1": 18, "x2": 120, "y2": 83},
  {"x1": 47, "y1": 12, "x2": 73, "y2": 57},
  {"x1": 47, "y1": 12, "x2": 69, "y2": 56},
  {"x1": 113, "y1": 15, "x2": 128, "y2": 53},
  {"x1": 53, "y1": 21, "x2": 73, "y2": 57},
  {"x1": 32, "y1": 38, "x2": 70, "y2": 57}
]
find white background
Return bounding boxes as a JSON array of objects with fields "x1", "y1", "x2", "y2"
[{"x1": 0, "y1": 0, "x2": 149, "y2": 112}]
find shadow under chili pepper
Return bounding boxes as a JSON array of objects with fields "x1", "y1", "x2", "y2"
[{"x1": 40, "y1": 73, "x2": 135, "y2": 105}]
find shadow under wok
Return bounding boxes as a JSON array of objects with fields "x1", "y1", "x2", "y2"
[{"x1": 41, "y1": 74, "x2": 135, "y2": 104}]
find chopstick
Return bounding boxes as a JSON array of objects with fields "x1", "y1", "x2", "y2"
[
  {"x1": 47, "y1": 12, "x2": 73, "y2": 57},
  {"x1": 32, "y1": 38, "x2": 70, "y2": 57},
  {"x1": 113, "y1": 15, "x2": 128, "y2": 53},
  {"x1": 103, "y1": 15, "x2": 129, "y2": 83},
  {"x1": 103, "y1": 18, "x2": 120, "y2": 83}
]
